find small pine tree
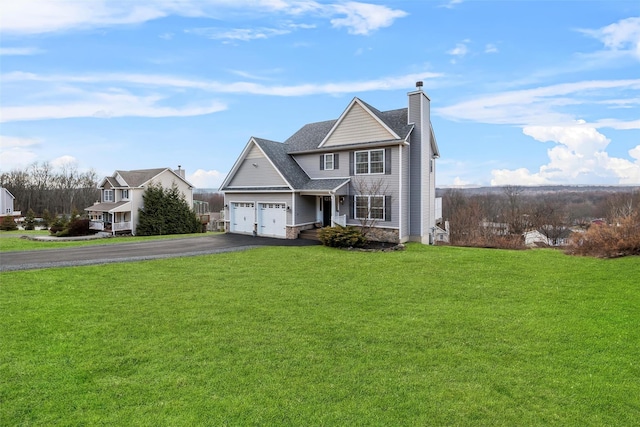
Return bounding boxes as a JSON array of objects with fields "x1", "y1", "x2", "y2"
[
  {"x1": 24, "y1": 209, "x2": 36, "y2": 230},
  {"x1": 137, "y1": 183, "x2": 201, "y2": 236},
  {"x1": 0, "y1": 215, "x2": 18, "y2": 231},
  {"x1": 49, "y1": 215, "x2": 68, "y2": 235},
  {"x1": 42, "y1": 209, "x2": 52, "y2": 228}
]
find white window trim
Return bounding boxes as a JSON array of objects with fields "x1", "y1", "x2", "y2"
[
  {"x1": 121, "y1": 189, "x2": 129, "y2": 200},
  {"x1": 104, "y1": 189, "x2": 114, "y2": 202},
  {"x1": 354, "y1": 149, "x2": 385, "y2": 175},
  {"x1": 323, "y1": 153, "x2": 334, "y2": 171},
  {"x1": 354, "y1": 195, "x2": 385, "y2": 220}
]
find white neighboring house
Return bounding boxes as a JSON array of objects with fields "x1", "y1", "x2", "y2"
[
  {"x1": 0, "y1": 187, "x2": 21, "y2": 217},
  {"x1": 85, "y1": 167, "x2": 194, "y2": 235}
]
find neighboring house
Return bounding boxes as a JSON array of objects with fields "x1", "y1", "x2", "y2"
[
  {"x1": 524, "y1": 228, "x2": 573, "y2": 247},
  {"x1": 0, "y1": 187, "x2": 21, "y2": 217},
  {"x1": 220, "y1": 83, "x2": 441, "y2": 243},
  {"x1": 85, "y1": 167, "x2": 193, "y2": 235}
]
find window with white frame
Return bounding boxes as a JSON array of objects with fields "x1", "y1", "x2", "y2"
[
  {"x1": 104, "y1": 189, "x2": 114, "y2": 202},
  {"x1": 323, "y1": 153, "x2": 334, "y2": 170},
  {"x1": 355, "y1": 195, "x2": 385, "y2": 220},
  {"x1": 121, "y1": 189, "x2": 129, "y2": 200},
  {"x1": 355, "y1": 149, "x2": 384, "y2": 174}
]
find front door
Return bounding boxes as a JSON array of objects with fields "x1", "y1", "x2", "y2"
[{"x1": 322, "y1": 196, "x2": 332, "y2": 227}]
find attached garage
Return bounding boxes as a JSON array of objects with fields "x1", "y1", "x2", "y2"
[
  {"x1": 230, "y1": 202, "x2": 255, "y2": 235},
  {"x1": 258, "y1": 203, "x2": 287, "y2": 238}
]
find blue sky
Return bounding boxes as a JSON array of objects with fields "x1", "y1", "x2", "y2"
[{"x1": 1, "y1": 0, "x2": 639, "y2": 188}]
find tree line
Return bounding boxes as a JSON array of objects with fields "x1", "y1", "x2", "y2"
[
  {"x1": 439, "y1": 186, "x2": 639, "y2": 254},
  {"x1": 1, "y1": 162, "x2": 100, "y2": 216}
]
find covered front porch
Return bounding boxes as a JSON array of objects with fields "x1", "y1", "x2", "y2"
[
  {"x1": 299, "y1": 178, "x2": 351, "y2": 228},
  {"x1": 85, "y1": 201, "x2": 133, "y2": 235}
]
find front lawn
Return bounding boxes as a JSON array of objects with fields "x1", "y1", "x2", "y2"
[
  {"x1": 1, "y1": 245, "x2": 638, "y2": 425},
  {"x1": 0, "y1": 231, "x2": 217, "y2": 252}
]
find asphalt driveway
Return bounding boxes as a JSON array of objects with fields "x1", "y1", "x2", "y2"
[{"x1": 0, "y1": 233, "x2": 319, "y2": 272}]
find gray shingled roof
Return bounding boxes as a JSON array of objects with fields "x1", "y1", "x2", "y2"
[
  {"x1": 116, "y1": 168, "x2": 169, "y2": 187},
  {"x1": 253, "y1": 138, "x2": 310, "y2": 190},
  {"x1": 233, "y1": 98, "x2": 411, "y2": 191},
  {"x1": 299, "y1": 178, "x2": 350, "y2": 191}
]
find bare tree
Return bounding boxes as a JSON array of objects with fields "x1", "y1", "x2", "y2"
[{"x1": 351, "y1": 177, "x2": 392, "y2": 239}]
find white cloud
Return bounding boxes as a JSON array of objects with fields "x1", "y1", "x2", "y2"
[
  {"x1": 0, "y1": 0, "x2": 405, "y2": 37},
  {"x1": 0, "y1": 87, "x2": 228, "y2": 122},
  {"x1": 186, "y1": 27, "x2": 291, "y2": 41},
  {"x1": 0, "y1": 70, "x2": 443, "y2": 122},
  {"x1": 330, "y1": 2, "x2": 408, "y2": 35},
  {"x1": 484, "y1": 43, "x2": 498, "y2": 54},
  {"x1": 436, "y1": 79, "x2": 640, "y2": 127},
  {"x1": 579, "y1": 16, "x2": 640, "y2": 60},
  {"x1": 448, "y1": 43, "x2": 468, "y2": 57},
  {"x1": 491, "y1": 123, "x2": 640, "y2": 185},
  {"x1": 51, "y1": 155, "x2": 78, "y2": 169},
  {"x1": 0, "y1": 135, "x2": 41, "y2": 171},
  {"x1": 439, "y1": 0, "x2": 463, "y2": 9},
  {"x1": 0, "y1": 47, "x2": 43, "y2": 56},
  {"x1": 188, "y1": 169, "x2": 226, "y2": 189}
]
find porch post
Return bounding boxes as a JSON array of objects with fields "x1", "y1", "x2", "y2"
[{"x1": 330, "y1": 194, "x2": 336, "y2": 227}]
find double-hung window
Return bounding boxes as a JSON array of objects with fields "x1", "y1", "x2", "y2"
[
  {"x1": 323, "y1": 153, "x2": 334, "y2": 170},
  {"x1": 355, "y1": 149, "x2": 384, "y2": 174},
  {"x1": 355, "y1": 195, "x2": 385, "y2": 220},
  {"x1": 121, "y1": 189, "x2": 129, "y2": 200},
  {"x1": 104, "y1": 189, "x2": 114, "y2": 202}
]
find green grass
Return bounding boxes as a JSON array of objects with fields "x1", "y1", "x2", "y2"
[
  {"x1": 0, "y1": 231, "x2": 218, "y2": 252},
  {"x1": 1, "y1": 245, "x2": 638, "y2": 425}
]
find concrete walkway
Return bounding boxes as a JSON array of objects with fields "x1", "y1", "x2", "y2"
[{"x1": 0, "y1": 233, "x2": 319, "y2": 272}]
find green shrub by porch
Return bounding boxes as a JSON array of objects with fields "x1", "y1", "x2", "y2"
[{"x1": 318, "y1": 225, "x2": 367, "y2": 248}]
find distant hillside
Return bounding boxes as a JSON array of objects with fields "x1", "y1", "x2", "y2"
[{"x1": 436, "y1": 185, "x2": 639, "y2": 197}]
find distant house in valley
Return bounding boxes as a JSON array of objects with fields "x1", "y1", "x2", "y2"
[
  {"x1": 220, "y1": 82, "x2": 442, "y2": 243},
  {"x1": 85, "y1": 167, "x2": 194, "y2": 235},
  {"x1": 524, "y1": 228, "x2": 573, "y2": 247}
]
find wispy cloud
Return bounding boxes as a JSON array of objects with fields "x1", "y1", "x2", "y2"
[
  {"x1": 0, "y1": 0, "x2": 406, "y2": 37},
  {"x1": 0, "y1": 70, "x2": 444, "y2": 123},
  {"x1": 484, "y1": 43, "x2": 498, "y2": 54},
  {"x1": 0, "y1": 47, "x2": 43, "y2": 56},
  {"x1": 439, "y1": 0, "x2": 463, "y2": 9},
  {"x1": 436, "y1": 79, "x2": 640, "y2": 128},
  {"x1": 185, "y1": 27, "x2": 292, "y2": 41}
]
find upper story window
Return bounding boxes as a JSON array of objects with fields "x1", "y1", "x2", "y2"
[
  {"x1": 121, "y1": 189, "x2": 129, "y2": 200},
  {"x1": 323, "y1": 153, "x2": 334, "y2": 170},
  {"x1": 320, "y1": 153, "x2": 338, "y2": 171},
  {"x1": 104, "y1": 189, "x2": 114, "y2": 202},
  {"x1": 355, "y1": 149, "x2": 384, "y2": 175}
]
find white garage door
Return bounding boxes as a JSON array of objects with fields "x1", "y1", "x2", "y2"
[
  {"x1": 230, "y1": 202, "x2": 255, "y2": 234},
  {"x1": 258, "y1": 203, "x2": 287, "y2": 238}
]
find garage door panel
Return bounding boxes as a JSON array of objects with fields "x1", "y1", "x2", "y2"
[
  {"x1": 231, "y1": 202, "x2": 255, "y2": 234},
  {"x1": 258, "y1": 203, "x2": 286, "y2": 238}
]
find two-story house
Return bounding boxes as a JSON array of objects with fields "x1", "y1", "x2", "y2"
[
  {"x1": 220, "y1": 83, "x2": 441, "y2": 243},
  {"x1": 85, "y1": 167, "x2": 193, "y2": 235}
]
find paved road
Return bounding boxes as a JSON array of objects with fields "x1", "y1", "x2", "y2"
[{"x1": 0, "y1": 233, "x2": 319, "y2": 272}]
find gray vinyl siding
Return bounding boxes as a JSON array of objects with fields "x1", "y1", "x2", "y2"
[
  {"x1": 294, "y1": 194, "x2": 317, "y2": 224},
  {"x1": 228, "y1": 157, "x2": 287, "y2": 187},
  {"x1": 409, "y1": 92, "x2": 424, "y2": 238},
  {"x1": 345, "y1": 145, "x2": 401, "y2": 229},
  {"x1": 293, "y1": 152, "x2": 347, "y2": 179},
  {"x1": 323, "y1": 103, "x2": 395, "y2": 147},
  {"x1": 401, "y1": 142, "x2": 411, "y2": 241}
]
